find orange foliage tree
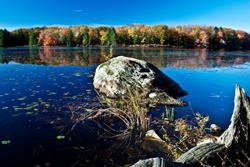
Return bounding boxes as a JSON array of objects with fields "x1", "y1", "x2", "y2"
[{"x1": 38, "y1": 31, "x2": 59, "y2": 46}]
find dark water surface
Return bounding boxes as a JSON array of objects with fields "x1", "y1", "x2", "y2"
[{"x1": 0, "y1": 46, "x2": 250, "y2": 166}]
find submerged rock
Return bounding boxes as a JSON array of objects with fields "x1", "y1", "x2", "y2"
[
  {"x1": 93, "y1": 56, "x2": 187, "y2": 107},
  {"x1": 141, "y1": 130, "x2": 169, "y2": 156}
]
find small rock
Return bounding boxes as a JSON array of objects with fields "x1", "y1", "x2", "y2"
[
  {"x1": 149, "y1": 92, "x2": 157, "y2": 99},
  {"x1": 210, "y1": 124, "x2": 224, "y2": 135},
  {"x1": 141, "y1": 130, "x2": 169, "y2": 156},
  {"x1": 145, "y1": 129, "x2": 162, "y2": 139}
]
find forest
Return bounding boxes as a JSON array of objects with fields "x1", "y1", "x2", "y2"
[{"x1": 0, "y1": 24, "x2": 250, "y2": 49}]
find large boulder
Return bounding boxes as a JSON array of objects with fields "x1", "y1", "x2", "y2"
[{"x1": 93, "y1": 56, "x2": 187, "y2": 107}]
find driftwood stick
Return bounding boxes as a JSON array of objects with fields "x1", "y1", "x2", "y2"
[{"x1": 130, "y1": 157, "x2": 183, "y2": 167}]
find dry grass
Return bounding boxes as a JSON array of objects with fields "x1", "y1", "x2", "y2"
[
  {"x1": 158, "y1": 108, "x2": 211, "y2": 160},
  {"x1": 79, "y1": 86, "x2": 150, "y2": 149}
]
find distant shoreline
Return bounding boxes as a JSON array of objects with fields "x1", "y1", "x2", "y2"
[{"x1": 1, "y1": 24, "x2": 249, "y2": 50}]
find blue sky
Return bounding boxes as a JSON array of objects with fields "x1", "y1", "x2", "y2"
[{"x1": 1, "y1": 0, "x2": 250, "y2": 32}]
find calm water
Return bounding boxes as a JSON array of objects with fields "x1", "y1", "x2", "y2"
[{"x1": 0, "y1": 46, "x2": 250, "y2": 166}]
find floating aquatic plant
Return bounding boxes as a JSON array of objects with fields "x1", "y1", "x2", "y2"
[
  {"x1": 1, "y1": 140, "x2": 11, "y2": 145},
  {"x1": 73, "y1": 73, "x2": 81, "y2": 76},
  {"x1": 49, "y1": 92, "x2": 57, "y2": 95},
  {"x1": 56, "y1": 135, "x2": 66, "y2": 140},
  {"x1": 26, "y1": 112, "x2": 34, "y2": 115},
  {"x1": 17, "y1": 97, "x2": 27, "y2": 101}
]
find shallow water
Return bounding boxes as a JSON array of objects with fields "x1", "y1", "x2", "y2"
[{"x1": 0, "y1": 46, "x2": 250, "y2": 166}]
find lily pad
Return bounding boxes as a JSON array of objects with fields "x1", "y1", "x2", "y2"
[
  {"x1": 1, "y1": 140, "x2": 11, "y2": 145},
  {"x1": 73, "y1": 73, "x2": 81, "y2": 76},
  {"x1": 26, "y1": 112, "x2": 34, "y2": 115},
  {"x1": 56, "y1": 135, "x2": 65, "y2": 140},
  {"x1": 63, "y1": 92, "x2": 70, "y2": 96},
  {"x1": 17, "y1": 97, "x2": 26, "y2": 101},
  {"x1": 49, "y1": 92, "x2": 57, "y2": 95},
  {"x1": 14, "y1": 106, "x2": 25, "y2": 111}
]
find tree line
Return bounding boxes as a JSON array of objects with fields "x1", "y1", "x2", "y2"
[{"x1": 0, "y1": 24, "x2": 250, "y2": 49}]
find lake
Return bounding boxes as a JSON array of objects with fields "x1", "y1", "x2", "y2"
[{"x1": 0, "y1": 46, "x2": 250, "y2": 166}]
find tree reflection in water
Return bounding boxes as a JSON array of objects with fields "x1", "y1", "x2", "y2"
[{"x1": 1, "y1": 47, "x2": 250, "y2": 69}]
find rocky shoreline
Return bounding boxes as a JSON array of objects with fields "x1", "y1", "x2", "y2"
[{"x1": 92, "y1": 56, "x2": 250, "y2": 167}]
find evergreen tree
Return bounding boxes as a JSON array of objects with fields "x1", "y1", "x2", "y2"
[
  {"x1": 0, "y1": 29, "x2": 10, "y2": 47},
  {"x1": 82, "y1": 28, "x2": 89, "y2": 45},
  {"x1": 104, "y1": 27, "x2": 117, "y2": 46},
  {"x1": 88, "y1": 37, "x2": 92, "y2": 45},
  {"x1": 29, "y1": 31, "x2": 34, "y2": 46},
  {"x1": 0, "y1": 29, "x2": 4, "y2": 47},
  {"x1": 29, "y1": 29, "x2": 39, "y2": 46},
  {"x1": 104, "y1": 28, "x2": 111, "y2": 45},
  {"x1": 14, "y1": 29, "x2": 29, "y2": 46},
  {"x1": 224, "y1": 30, "x2": 240, "y2": 49},
  {"x1": 133, "y1": 36, "x2": 140, "y2": 44},
  {"x1": 109, "y1": 27, "x2": 117, "y2": 45},
  {"x1": 75, "y1": 33, "x2": 83, "y2": 45},
  {"x1": 65, "y1": 29, "x2": 74, "y2": 46}
]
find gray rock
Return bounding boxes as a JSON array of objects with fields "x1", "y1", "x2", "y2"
[{"x1": 93, "y1": 56, "x2": 187, "y2": 107}]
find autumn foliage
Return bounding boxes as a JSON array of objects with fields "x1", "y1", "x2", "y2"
[
  {"x1": 1, "y1": 24, "x2": 250, "y2": 49},
  {"x1": 38, "y1": 31, "x2": 59, "y2": 46}
]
